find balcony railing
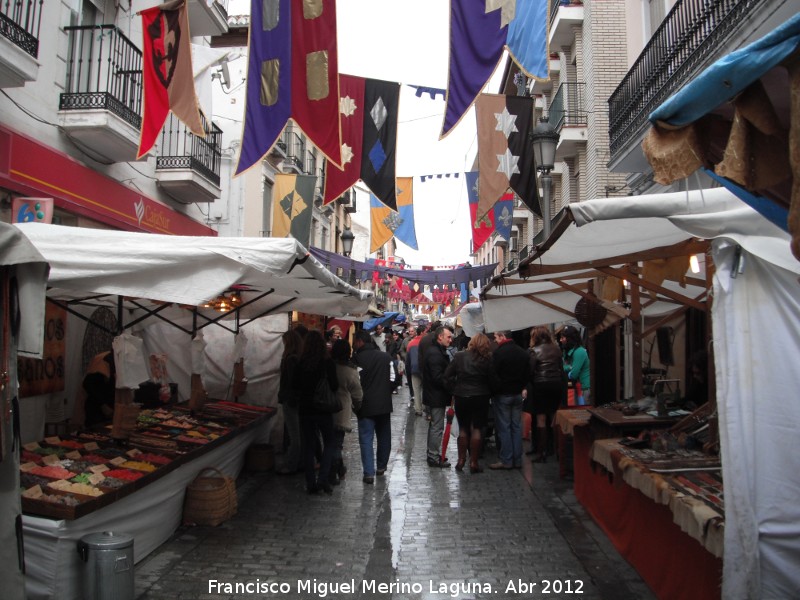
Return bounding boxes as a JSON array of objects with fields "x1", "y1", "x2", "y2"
[
  {"x1": 549, "y1": 82, "x2": 587, "y2": 131},
  {"x1": 156, "y1": 112, "x2": 222, "y2": 185},
  {"x1": 608, "y1": 0, "x2": 764, "y2": 161},
  {"x1": 306, "y1": 152, "x2": 317, "y2": 179},
  {"x1": 59, "y1": 25, "x2": 142, "y2": 130},
  {"x1": 1, "y1": 0, "x2": 42, "y2": 57},
  {"x1": 315, "y1": 164, "x2": 326, "y2": 202},
  {"x1": 283, "y1": 129, "x2": 306, "y2": 172},
  {"x1": 550, "y1": 0, "x2": 581, "y2": 27}
]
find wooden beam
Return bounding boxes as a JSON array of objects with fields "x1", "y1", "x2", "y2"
[
  {"x1": 598, "y1": 265, "x2": 707, "y2": 311},
  {"x1": 522, "y1": 238, "x2": 710, "y2": 277},
  {"x1": 629, "y1": 265, "x2": 644, "y2": 400}
]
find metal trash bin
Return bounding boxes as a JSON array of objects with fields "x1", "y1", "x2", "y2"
[{"x1": 77, "y1": 531, "x2": 134, "y2": 600}]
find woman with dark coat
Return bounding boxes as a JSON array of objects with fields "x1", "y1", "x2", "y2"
[
  {"x1": 527, "y1": 326, "x2": 565, "y2": 463},
  {"x1": 292, "y1": 330, "x2": 339, "y2": 494},
  {"x1": 277, "y1": 329, "x2": 304, "y2": 474},
  {"x1": 443, "y1": 333, "x2": 498, "y2": 473},
  {"x1": 330, "y1": 339, "x2": 363, "y2": 484}
]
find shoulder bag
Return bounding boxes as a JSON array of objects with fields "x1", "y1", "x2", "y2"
[{"x1": 312, "y1": 376, "x2": 342, "y2": 413}]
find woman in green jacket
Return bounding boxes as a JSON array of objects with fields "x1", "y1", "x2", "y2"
[{"x1": 560, "y1": 326, "x2": 590, "y2": 405}]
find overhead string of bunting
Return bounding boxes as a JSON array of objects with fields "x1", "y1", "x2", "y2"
[{"x1": 308, "y1": 247, "x2": 499, "y2": 289}]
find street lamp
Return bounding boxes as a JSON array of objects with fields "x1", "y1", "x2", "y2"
[
  {"x1": 340, "y1": 226, "x2": 355, "y2": 257},
  {"x1": 531, "y1": 116, "x2": 560, "y2": 239}
]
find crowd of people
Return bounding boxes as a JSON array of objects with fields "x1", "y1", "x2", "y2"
[{"x1": 276, "y1": 318, "x2": 590, "y2": 494}]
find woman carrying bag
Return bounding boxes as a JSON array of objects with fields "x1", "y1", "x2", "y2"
[
  {"x1": 526, "y1": 327, "x2": 565, "y2": 463},
  {"x1": 443, "y1": 333, "x2": 498, "y2": 473},
  {"x1": 293, "y1": 330, "x2": 339, "y2": 495},
  {"x1": 330, "y1": 339, "x2": 363, "y2": 485}
]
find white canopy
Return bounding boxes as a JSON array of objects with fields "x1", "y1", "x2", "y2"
[
  {"x1": 482, "y1": 186, "x2": 800, "y2": 599},
  {"x1": 480, "y1": 187, "x2": 798, "y2": 333},
  {"x1": 14, "y1": 223, "x2": 373, "y2": 327}
]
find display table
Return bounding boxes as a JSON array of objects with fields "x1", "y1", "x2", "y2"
[
  {"x1": 587, "y1": 406, "x2": 680, "y2": 439},
  {"x1": 553, "y1": 408, "x2": 591, "y2": 478},
  {"x1": 573, "y1": 426, "x2": 723, "y2": 599},
  {"x1": 21, "y1": 402, "x2": 273, "y2": 600}
]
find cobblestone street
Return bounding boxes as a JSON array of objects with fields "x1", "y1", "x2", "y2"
[{"x1": 135, "y1": 386, "x2": 655, "y2": 600}]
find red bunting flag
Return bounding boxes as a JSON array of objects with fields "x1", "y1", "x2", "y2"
[{"x1": 138, "y1": 0, "x2": 205, "y2": 159}]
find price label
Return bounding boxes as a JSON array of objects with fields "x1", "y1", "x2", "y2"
[
  {"x1": 20, "y1": 462, "x2": 39, "y2": 472},
  {"x1": 44, "y1": 436, "x2": 62, "y2": 445},
  {"x1": 89, "y1": 464, "x2": 109, "y2": 474},
  {"x1": 42, "y1": 454, "x2": 62, "y2": 466},
  {"x1": 65, "y1": 451, "x2": 82, "y2": 460},
  {"x1": 110, "y1": 456, "x2": 127, "y2": 466},
  {"x1": 126, "y1": 448, "x2": 142, "y2": 457},
  {"x1": 88, "y1": 473, "x2": 106, "y2": 485},
  {"x1": 84, "y1": 442, "x2": 99, "y2": 451},
  {"x1": 23, "y1": 442, "x2": 41, "y2": 451},
  {"x1": 22, "y1": 485, "x2": 43, "y2": 499}
]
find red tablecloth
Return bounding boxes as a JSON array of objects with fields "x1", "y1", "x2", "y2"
[{"x1": 573, "y1": 427, "x2": 723, "y2": 600}]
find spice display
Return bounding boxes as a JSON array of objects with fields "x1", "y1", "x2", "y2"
[
  {"x1": 136, "y1": 453, "x2": 172, "y2": 465},
  {"x1": 104, "y1": 469, "x2": 144, "y2": 481},
  {"x1": 21, "y1": 400, "x2": 273, "y2": 519},
  {"x1": 120, "y1": 461, "x2": 157, "y2": 472},
  {"x1": 21, "y1": 450, "x2": 43, "y2": 463},
  {"x1": 48, "y1": 480, "x2": 104, "y2": 497},
  {"x1": 56, "y1": 440, "x2": 85, "y2": 449},
  {"x1": 29, "y1": 465, "x2": 76, "y2": 480}
]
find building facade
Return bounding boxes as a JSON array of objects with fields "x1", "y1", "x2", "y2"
[{"x1": 0, "y1": 0, "x2": 234, "y2": 235}]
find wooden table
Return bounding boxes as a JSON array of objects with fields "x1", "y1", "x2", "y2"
[
  {"x1": 587, "y1": 406, "x2": 679, "y2": 438},
  {"x1": 573, "y1": 427, "x2": 723, "y2": 599}
]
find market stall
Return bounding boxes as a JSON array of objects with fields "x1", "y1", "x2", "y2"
[
  {"x1": 22, "y1": 401, "x2": 271, "y2": 600},
  {"x1": 6, "y1": 223, "x2": 374, "y2": 599},
  {"x1": 482, "y1": 188, "x2": 800, "y2": 596},
  {"x1": 573, "y1": 426, "x2": 723, "y2": 600}
]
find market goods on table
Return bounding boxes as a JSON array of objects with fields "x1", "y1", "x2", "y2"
[{"x1": 19, "y1": 401, "x2": 273, "y2": 519}]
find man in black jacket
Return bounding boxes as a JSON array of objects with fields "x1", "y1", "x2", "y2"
[
  {"x1": 352, "y1": 331, "x2": 393, "y2": 484},
  {"x1": 490, "y1": 330, "x2": 530, "y2": 469},
  {"x1": 422, "y1": 326, "x2": 454, "y2": 467}
]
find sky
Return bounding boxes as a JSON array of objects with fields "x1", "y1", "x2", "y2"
[{"x1": 224, "y1": 0, "x2": 506, "y2": 266}]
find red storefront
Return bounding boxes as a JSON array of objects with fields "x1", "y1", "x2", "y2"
[{"x1": 0, "y1": 124, "x2": 216, "y2": 236}]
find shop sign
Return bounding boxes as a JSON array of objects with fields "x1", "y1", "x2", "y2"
[
  {"x1": 18, "y1": 303, "x2": 66, "y2": 397},
  {"x1": 11, "y1": 197, "x2": 54, "y2": 224},
  {"x1": 0, "y1": 125, "x2": 216, "y2": 236}
]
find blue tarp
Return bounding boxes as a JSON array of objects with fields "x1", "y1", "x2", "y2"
[
  {"x1": 363, "y1": 312, "x2": 400, "y2": 332},
  {"x1": 649, "y1": 13, "x2": 800, "y2": 126},
  {"x1": 647, "y1": 13, "x2": 800, "y2": 232}
]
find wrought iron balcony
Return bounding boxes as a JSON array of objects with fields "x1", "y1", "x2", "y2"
[
  {"x1": 157, "y1": 113, "x2": 222, "y2": 184},
  {"x1": 608, "y1": 0, "x2": 765, "y2": 163},
  {"x1": 0, "y1": 0, "x2": 42, "y2": 86},
  {"x1": 59, "y1": 25, "x2": 142, "y2": 130},
  {"x1": 155, "y1": 112, "x2": 222, "y2": 203},
  {"x1": 0, "y1": 0, "x2": 42, "y2": 57},
  {"x1": 283, "y1": 129, "x2": 306, "y2": 173},
  {"x1": 549, "y1": 82, "x2": 587, "y2": 131}
]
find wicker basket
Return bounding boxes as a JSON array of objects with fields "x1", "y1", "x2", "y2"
[
  {"x1": 183, "y1": 467, "x2": 237, "y2": 526},
  {"x1": 245, "y1": 444, "x2": 274, "y2": 472}
]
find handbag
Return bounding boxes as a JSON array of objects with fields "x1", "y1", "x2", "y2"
[{"x1": 311, "y1": 376, "x2": 342, "y2": 413}]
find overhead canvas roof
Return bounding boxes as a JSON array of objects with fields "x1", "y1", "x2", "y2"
[
  {"x1": 15, "y1": 223, "x2": 373, "y2": 330},
  {"x1": 480, "y1": 187, "x2": 798, "y2": 333},
  {"x1": 481, "y1": 186, "x2": 800, "y2": 599}
]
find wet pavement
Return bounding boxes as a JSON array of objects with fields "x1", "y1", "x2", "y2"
[{"x1": 135, "y1": 386, "x2": 655, "y2": 600}]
